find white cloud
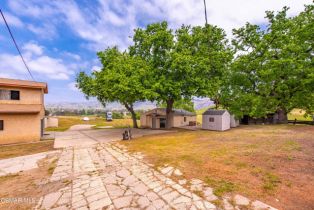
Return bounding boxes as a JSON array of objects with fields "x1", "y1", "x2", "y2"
[
  {"x1": 27, "y1": 23, "x2": 57, "y2": 39},
  {"x1": 22, "y1": 42, "x2": 43, "y2": 56},
  {"x1": 0, "y1": 12, "x2": 24, "y2": 28},
  {"x1": 7, "y1": 0, "x2": 312, "y2": 50},
  {"x1": 0, "y1": 42, "x2": 78, "y2": 80},
  {"x1": 68, "y1": 82, "x2": 79, "y2": 91},
  {"x1": 63, "y1": 52, "x2": 81, "y2": 61},
  {"x1": 92, "y1": 66, "x2": 101, "y2": 72}
]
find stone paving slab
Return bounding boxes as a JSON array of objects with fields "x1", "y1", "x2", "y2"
[
  {"x1": 36, "y1": 143, "x2": 217, "y2": 210},
  {"x1": 37, "y1": 130, "x2": 278, "y2": 210},
  {"x1": 0, "y1": 151, "x2": 59, "y2": 177}
]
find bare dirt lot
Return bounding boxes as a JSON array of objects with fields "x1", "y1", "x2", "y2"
[
  {"x1": 0, "y1": 154, "x2": 69, "y2": 210},
  {"x1": 121, "y1": 125, "x2": 314, "y2": 210}
]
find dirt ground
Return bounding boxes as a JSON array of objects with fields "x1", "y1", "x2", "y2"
[
  {"x1": 122, "y1": 125, "x2": 314, "y2": 210},
  {"x1": 0, "y1": 153, "x2": 68, "y2": 210}
]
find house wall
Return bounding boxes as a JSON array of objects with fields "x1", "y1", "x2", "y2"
[
  {"x1": 140, "y1": 115, "x2": 148, "y2": 127},
  {"x1": 0, "y1": 113, "x2": 42, "y2": 144},
  {"x1": 0, "y1": 86, "x2": 45, "y2": 144},
  {"x1": 0, "y1": 87, "x2": 43, "y2": 105},
  {"x1": 173, "y1": 116, "x2": 196, "y2": 127},
  {"x1": 140, "y1": 111, "x2": 196, "y2": 128}
]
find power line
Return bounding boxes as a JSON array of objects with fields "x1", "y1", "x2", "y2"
[
  {"x1": 0, "y1": 9, "x2": 35, "y2": 81},
  {"x1": 203, "y1": 0, "x2": 208, "y2": 25}
]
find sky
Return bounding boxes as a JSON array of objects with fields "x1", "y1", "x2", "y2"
[{"x1": 0, "y1": 0, "x2": 311, "y2": 103}]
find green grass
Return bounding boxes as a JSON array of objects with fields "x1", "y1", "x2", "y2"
[
  {"x1": 262, "y1": 172, "x2": 281, "y2": 192},
  {"x1": 287, "y1": 109, "x2": 312, "y2": 121},
  {"x1": 205, "y1": 177, "x2": 237, "y2": 197}
]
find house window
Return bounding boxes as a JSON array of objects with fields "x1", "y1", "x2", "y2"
[
  {"x1": 209, "y1": 117, "x2": 215, "y2": 122},
  {"x1": 0, "y1": 120, "x2": 3, "y2": 131},
  {"x1": 10, "y1": 91, "x2": 20, "y2": 100},
  {"x1": 0, "y1": 90, "x2": 10, "y2": 100},
  {"x1": 0, "y1": 90, "x2": 20, "y2": 100},
  {"x1": 184, "y1": 117, "x2": 186, "y2": 122}
]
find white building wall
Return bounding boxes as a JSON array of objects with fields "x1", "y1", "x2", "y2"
[
  {"x1": 230, "y1": 115, "x2": 239, "y2": 127},
  {"x1": 221, "y1": 112, "x2": 231, "y2": 131},
  {"x1": 202, "y1": 111, "x2": 231, "y2": 131},
  {"x1": 44, "y1": 117, "x2": 58, "y2": 128},
  {"x1": 202, "y1": 115, "x2": 223, "y2": 130}
]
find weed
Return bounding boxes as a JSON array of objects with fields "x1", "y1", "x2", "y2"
[
  {"x1": 211, "y1": 199, "x2": 223, "y2": 208},
  {"x1": 193, "y1": 190, "x2": 204, "y2": 197},
  {"x1": 262, "y1": 172, "x2": 281, "y2": 192},
  {"x1": 0, "y1": 174, "x2": 19, "y2": 182},
  {"x1": 205, "y1": 177, "x2": 237, "y2": 197},
  {"x1": 235, "y1": 162, "x2": 248, "y2": 169},
  {"x1": 283, "y1": 140, "x2": 302, "y2": 152},
  {"x1": 48, "y1": 158, "x2": 58, "y2": 175}
]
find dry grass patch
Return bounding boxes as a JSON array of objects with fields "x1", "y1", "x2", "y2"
[
  {"x1": 122, "y1": 125, "x2": 314, "y2": 210},
  {"x1": 45, "y1": 116, "x2": 137, "y2": 132},
  {"x1": 0, "y1": 141, "x2": 55, "y2": 160}
]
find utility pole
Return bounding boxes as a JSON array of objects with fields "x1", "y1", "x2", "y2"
[{"x1": 203, "y1": 0, "x2": 208, "y2": 25}]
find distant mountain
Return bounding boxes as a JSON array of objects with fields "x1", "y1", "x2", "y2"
[
  {"x1": 46, "y1": 98, "x2": 213, "y2": 111},
  {"x1": 192, "y1": 97, "x2": 214, "y2": 110}
]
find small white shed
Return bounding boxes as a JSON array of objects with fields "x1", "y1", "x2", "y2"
[{"x1": 202, "y1": 109, "x2": 231, "y2": 131}]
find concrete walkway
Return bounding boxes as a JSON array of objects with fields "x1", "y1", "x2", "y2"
[
  {"x1": 54, "y1": 128, "x2": 173, "y2": 148},
  {"x1": 0, "y1": 151, "x2": 59, "y2": 177},
  {"x1": 36, "y1": 143, "x2": 217, "y2": 210}
]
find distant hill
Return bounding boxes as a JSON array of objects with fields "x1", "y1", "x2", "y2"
[{"x1": 46, "y1": 97, "x2": 213, "y2": 111}]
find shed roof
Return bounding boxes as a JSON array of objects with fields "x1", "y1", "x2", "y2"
[
  {"x1": 0, "y1": 78, "x2": 48, "y2": 93},
  {"x1": 203, "y1": 109, "x2": 227, "y2": 116}
]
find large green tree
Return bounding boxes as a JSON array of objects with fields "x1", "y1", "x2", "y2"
[
  {"x1": 130, "y1": 22, "x2": 232, "y2": 128},
  {"x1": 76, "y1": 47, "x2": 152, "y2": 128},
  {"x1": 221, "y1": 5, "x2": 314, "y2": 122}
]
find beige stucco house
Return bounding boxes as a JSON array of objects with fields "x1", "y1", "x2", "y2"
[
  {"x1": 140, "y1": 108, "x2": 197, "y2": 129},
  {"x1": 0, "y1": 78, "x2": 48, "y2": 144}
]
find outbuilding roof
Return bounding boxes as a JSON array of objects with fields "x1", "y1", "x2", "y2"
[
  {"x1": 203, "y1": 109, "x2": 227, "y2": 115},
  {"x1": 145, "y1": 108, "x2": 196, "y2": 116}
]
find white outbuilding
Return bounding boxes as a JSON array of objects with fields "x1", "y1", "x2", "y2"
[
  {"x1": 230, "y1": 115, "x2": 240, "y2": 128},
  {"x1": 202, "y1": 109, "x2": 231, "y2": 131}
]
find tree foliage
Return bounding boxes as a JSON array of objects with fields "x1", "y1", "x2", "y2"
[
  {"x1": 76, "y1": 47, "x2": 151, "y2": 128},
  {"x1": 130, "y1": 22, "x2": 232, "y2": 128},
  {"x1": 221, "y1": 5, "x2": 314, "y2": 121}
]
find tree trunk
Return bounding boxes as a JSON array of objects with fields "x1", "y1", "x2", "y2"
[
  {"x1": 165, "y1": 99, "x2": 174, "y2": 129},
  {"x1": 276, "y1": 108, "x2": 288, "y2": 124},
  {"x1": 214, "y1": 97, "x2": 219, "y2": 109},
  {"x1": 124, "y1": 103, "x2": 138, "y2": 128}
]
